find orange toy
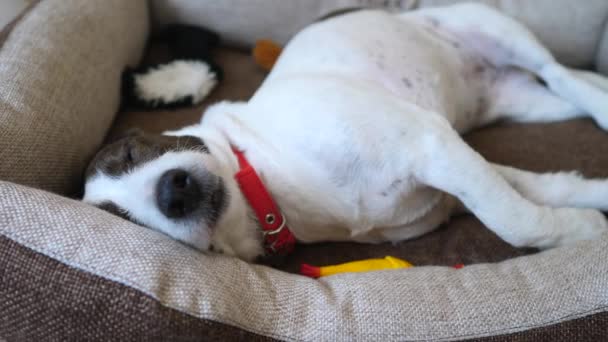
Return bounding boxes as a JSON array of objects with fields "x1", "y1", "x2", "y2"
[{"x1": 253, "y1": 39, "x2": 283, "y2": 71}]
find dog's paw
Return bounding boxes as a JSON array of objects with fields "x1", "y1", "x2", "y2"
[{"x1": 540, "y1": 208, "x2": 608, "y2": 249}]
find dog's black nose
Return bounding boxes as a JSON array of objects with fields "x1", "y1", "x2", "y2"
[{"x1": 156, "y1": 169, "x2": 202, "y2": 218}]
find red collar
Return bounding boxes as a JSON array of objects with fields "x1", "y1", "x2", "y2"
[{"x1": 232, "y1": 148, "x2": 296, "y2": 255}]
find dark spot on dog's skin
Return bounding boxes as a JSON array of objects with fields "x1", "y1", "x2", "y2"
[
  {"x1": 480, "y1": 57, "x2": 493, "y2": 68},
  {"x1": 85, "y1": 130, "x2": 208, "y2": 179},
  {"x1": 376, "y1": 61, "x2": 385, "y2": 70},
  {"x1": 380, "y1": 179, "x2": 403, "y2": 197},
  {"x1": 427, "y1": 17, "x2": 440, "y2": 28},
  {"x1": 391, "y1": 179, "x2": 403, "y2": 188},
  {"x1": 474, "y1": 64, "x2": 486, "y2": 74},
  {"x1": 402, "y1": 77, "x2": 413, "y2": 88},
  {"x1": 422, "y1": 24, "x2": 461, "y2": 50},
  {"x1": 477, "y1": 96, "x2": 489, "y2": 115}
]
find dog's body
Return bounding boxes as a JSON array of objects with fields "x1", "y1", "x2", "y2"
[{"x1": 84, "y1": 4, "x2": 608, "y2": 261}]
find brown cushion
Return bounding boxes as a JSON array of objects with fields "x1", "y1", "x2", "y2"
[{"x1": 0, "y1": 0, "x2": 148, "y2": 195}]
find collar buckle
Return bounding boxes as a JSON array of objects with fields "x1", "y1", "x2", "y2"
[{"x1": 263, "y1": 213, "x2": 287, "y2": 236}]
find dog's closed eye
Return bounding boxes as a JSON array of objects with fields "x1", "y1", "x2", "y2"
[
  {"x1": 125, "y1": 146, "x2": 134, "y2": 163},
  {"x1": 122, "y1": 140, "x2": 148, "y2": 165}
]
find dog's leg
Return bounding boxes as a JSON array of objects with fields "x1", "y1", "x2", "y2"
[
  {"x1": 414, "y1": 120, "x2": 607, "y2": 249},
  {"x1": 411, "y1": 3, "x2": 608, "y2": 129},
  {"x1": 492, "y1": 164, "x2": 608, "y2": 211},
  {"x1": 478, "y1": 69, "x2": 585, "y2": 126}
]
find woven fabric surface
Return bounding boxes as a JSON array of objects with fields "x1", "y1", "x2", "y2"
[
  {"x1": 0, "y1": 0, "x2": 148, "y2": 195},
  {"x1": 1, "y1": 181, "x2": 607, "y2": 341},
  {"x1": 0, "y1": 235, "x2": 277, "y2": 342}
]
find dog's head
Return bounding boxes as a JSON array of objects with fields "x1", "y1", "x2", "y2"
[{"x1": 82, "y1": 129, "x2": 263, "y2": 261}]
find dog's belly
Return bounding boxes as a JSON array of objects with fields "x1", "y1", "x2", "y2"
[
  {"x1": 268, "y1": 10, "x2": 487, "y2": 131},
  {"x1": 282, "y1": 183, "x2": 450, "y2": 244},
  {"x1": 224, "y1": 11, "x2": 495, "y2": 243}
]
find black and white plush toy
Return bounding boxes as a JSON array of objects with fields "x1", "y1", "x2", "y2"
[{"x1": 122, "y1": 24, "x2": 223, "y2": 110}]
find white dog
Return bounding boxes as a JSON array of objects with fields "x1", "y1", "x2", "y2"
[{"x1": 84, "y1": 3, "x2": 608, "y2": 261}]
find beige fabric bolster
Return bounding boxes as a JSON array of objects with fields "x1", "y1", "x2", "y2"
[
  {"x1": 1, "y1": 181, "x2": 606, "y2": 341},
  {"x1": 0, "y1": 0, "x2": 149, "y2": 195}
]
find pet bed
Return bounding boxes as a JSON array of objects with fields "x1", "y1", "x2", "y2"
[{"x1": 1, "y1": 0, "x2": 608, "y2": 340}]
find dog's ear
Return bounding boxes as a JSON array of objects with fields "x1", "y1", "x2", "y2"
[{"x1": 105, "y1": 127, "x2": 144, "y2": 144}]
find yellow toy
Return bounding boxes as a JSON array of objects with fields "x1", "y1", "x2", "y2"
[{"x1": 300, "y1": 256, "x2": 413, "y2": 278}]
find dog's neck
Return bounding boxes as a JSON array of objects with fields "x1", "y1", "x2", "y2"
[
  {"x1": 188, "y1": 101, "x2": 298, "y2": 259},
  {"x1": 194, "y1": 117, "x2": 295, "y2": 260}
]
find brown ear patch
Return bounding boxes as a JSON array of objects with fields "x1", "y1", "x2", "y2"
[{"x1": 85, "y1": 132, "x2": 208, "y2": 179}]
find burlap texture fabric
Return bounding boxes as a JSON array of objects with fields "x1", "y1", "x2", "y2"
[
  {"x1": 0, "y1": 235, "x2": 277, "y2": 342},
  {"x1": 0, "y1": 0, "x2": 149, "y2": 195},
  {"x1": 1, "y1": 181, "x2": 607, "y2": 341}
]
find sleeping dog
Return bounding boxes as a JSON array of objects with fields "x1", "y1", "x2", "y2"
[{"x1": 84, "y1": 3, "x2": 608, "y2": 261}]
